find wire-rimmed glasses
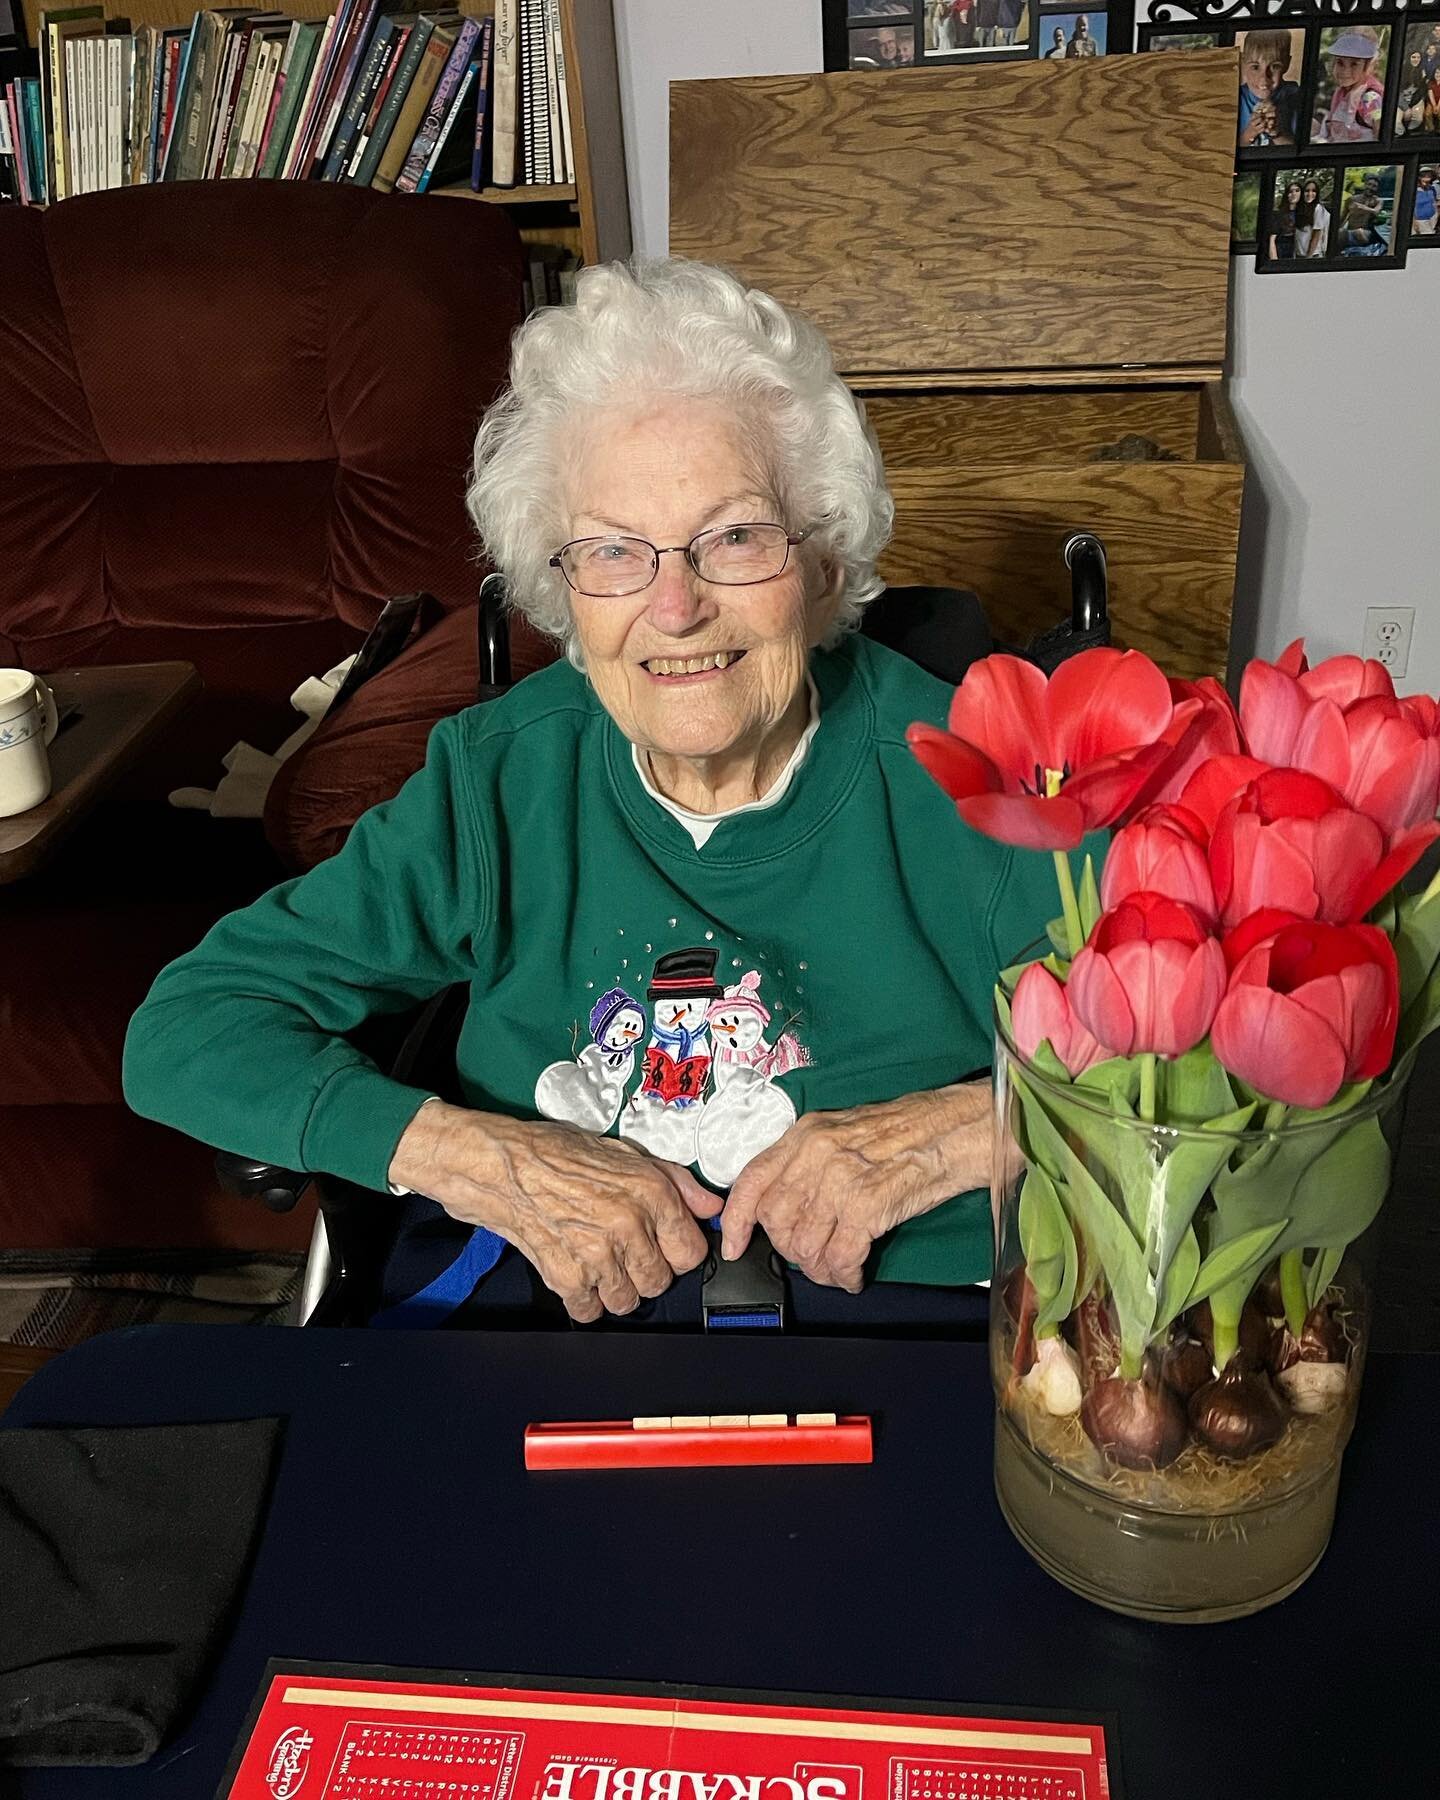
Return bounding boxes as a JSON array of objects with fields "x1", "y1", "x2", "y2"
[{"x1": 549, "y1": 522, "x2": 811, "y2": 598}]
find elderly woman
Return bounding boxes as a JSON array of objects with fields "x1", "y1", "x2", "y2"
[{"x1": 123, "y1": 259, "x2": 1058, "y2": 1330}]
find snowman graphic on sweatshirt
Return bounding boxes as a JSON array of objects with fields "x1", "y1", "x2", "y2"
[
  {"x1": 695, "y1": 969, "x2": 809, "y2": 1187},
  {"x1": 617, "y1": 947, "x2": 718, "y2": 1165},
  {"x1": 534, "y1": 986, "x2": 648, "y2": 1134}
]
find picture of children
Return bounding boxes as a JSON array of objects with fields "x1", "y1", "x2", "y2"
[
  {"x1": 850, "y1": 21, "x2": 916, "y2": 67},
  {"x1": 1312, "y1": 27, "x2": 1390, "y2": 146},
  {"x1": 1338, "y1": 165, "x2": 1398, "y2": 257},
  {"x1": 1149, "y1": 34, "x2": 1220, "y2": 56},
  {"x1": 1236, "y1": 30, "x2": 1302, "y2": 150},
  {"x1": 1043, "y1": 13, "x2": 1104, "y2": 60},
  {"x1": 1394, "y1": 23, "x2": 1440, "y2": 139},
  {"x1": 1415, "y1": 167, "x2": 1438, "y2": 241}
]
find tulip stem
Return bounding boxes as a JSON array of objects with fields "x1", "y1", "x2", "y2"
[
  {"x1": 1051, "y1": 850, "x2": 1085, "y2": 959},
  {"x1": 1279, "y1": 1248, "x2": 1308, "y2": 1340},
  {"x1": 1139, "y1": 1054, "x2": 1157, "y2": 1126}
]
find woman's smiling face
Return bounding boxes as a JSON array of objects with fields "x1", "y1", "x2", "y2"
[{"x1": 559, "y1": 396, "x2": 837, "y2": 766}]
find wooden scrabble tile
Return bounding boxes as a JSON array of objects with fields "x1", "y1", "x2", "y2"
[
  {"x1": 747, "y1": 1413, "x2": 788, "y2": 1427},
  {"x1": 632, "y1": 1417, "x2": 674, "y2": 1431},
  {"x1": 709, "y1": 1414, "x2": 749, "y2": 1428},
  {"x1": 671, "y1": 1415, "x2": 712, "y2": 1428},
  {"x1": 796, "y1": 1412, "x2": 838, "y2": 1427}
]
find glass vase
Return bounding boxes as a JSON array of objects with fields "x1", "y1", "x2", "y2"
[{"x1": 990, "y1": 1006, "x2": 1409, "y2": 1624}]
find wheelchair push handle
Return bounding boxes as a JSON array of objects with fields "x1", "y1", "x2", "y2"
[{"x1": 215, "y1": 1151, "x2": 311, "y2": 1214}]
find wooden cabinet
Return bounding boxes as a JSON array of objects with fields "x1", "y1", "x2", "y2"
[{"x1": 670, "y1": 50, "x2": 1244, "y2": 680}]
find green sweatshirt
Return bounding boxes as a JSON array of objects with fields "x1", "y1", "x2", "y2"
[{"x1": 124, "y1": 633, "x2": 1063, "y2": 1286}]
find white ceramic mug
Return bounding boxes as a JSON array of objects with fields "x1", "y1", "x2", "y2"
[{"x1": 0, "y1": 669, "x2": 60, "y2": 818}]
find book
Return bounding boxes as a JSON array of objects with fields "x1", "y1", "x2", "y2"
[
  {"x1": 20, "y1": 75, "x2": 45, "y2": 202},
  {"x1": 280, "y1": 11, "x2": 338, "y2": 177},
  {"x1": 154, "y1": 29, "x2": 187, "y2": 179},
  {"x1": 415, "y1": 51, "x2": 475, "y2": 192},
  {"x1": 547, "y1": 0, "x2": 570, "y2": 183},
  {"x1": 104, "y1": 33, "x2": 123, "y2": 190},
  {"x1": 5, "y1": 83, "x2": 27, "y2": 203},
  {"x1": 0, "y1": 97, "x2": 15, "y2": 205},
  {"x1": 394, "y1": 8, "x2": 477, "y2": 192},
  {"x1": 343, "y1": 13, "x2": 412, "y2": 181},
  {"x1": 469, "y1": 12, "x2": 493, "y2": 188},
  {"x1": 541, "y1": 0, "x2": 559, "y2": 183},
  {"x1": 259, "y1": 16, "x2": 323, "y2": 177},
  {"x1": 218, "y1": 23, "x2": 259, "y2": 175},
  {"x1": 518, "y1": 0, "x2": 547, "y2": 187},
  {"x1": 307, "y1": 0, "x2": 378, "y2": 175},
  {"x1": 158, "y1": 16, "x2": 197, "y2": 178},
  {"x1": 127, "y1": 24, "x2": 155, "y2": 184},
  {"x1": 167, "y1": 10, "x2": 248, "y2": 183},
  {"x1": 369, "y1": 12, "x2": 454, "y2": 192},
  {"x1": 235, "y1": 29, "x2": 286, "y2": 176},
  {"x1": 351, "y1": 7, "x2": 436, "y2": 188},
  {"x1": 41, "y1": 8, "x2": 103, "y2": 203},
  {"x1": 322, "y1": 6, "x2": 395, "y2": 180},
  {"x1": 489, "y1": 0, "x2": 515, "y2": 186}
]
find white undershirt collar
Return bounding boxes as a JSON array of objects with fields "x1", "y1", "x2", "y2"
[{"x1": 632, "y1": 674, "x2": 822, "y2": 850}]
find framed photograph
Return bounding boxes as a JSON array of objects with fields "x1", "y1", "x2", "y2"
[
  {"x1": 921, "y1": 0, "x2": 1032, "y2": 58},
  {"x1": 1235, "y1": 28, "x2": 1305, "y2": 154},
  {"x1": 1310, "y1": 25, "x2": 1391, "y2": 148},
  {"x1": 1231, "y1": 170, "x2": 1262, "y2": 252},
  {"x1": 1039, "y1": 13, "x2": 1106, "y2": 62},
  {"x1": 849, "y1": 0, "x2": 912, "y2": 17},
  {"x1": 1258, "y1": 165, "x2": 1339, "y2": 270},
  {"x1": 1334, "y1": 161, "x2": 1407, "y2": 263},
  {"x1": 1144, "y1": 33, "x2": 1222, "y2": 56},
  {"x1": 849, "y1": 21, "x2": 917, "y2": 67},
  {"x1": 1393, "y1": 18, "x2": 1440, "y2": 142},
  {"x1": 1412, "y1": 162, "x2": 1440, "y2": 246}
]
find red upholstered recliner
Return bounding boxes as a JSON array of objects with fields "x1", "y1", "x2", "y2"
[{"x1": 0, "y1": 183, "x2": 530, "y2": 1258}]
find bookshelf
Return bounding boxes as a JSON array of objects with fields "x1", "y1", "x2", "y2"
[{"x1": 14, "y1": 0, "x2": 631, "y2": 264}]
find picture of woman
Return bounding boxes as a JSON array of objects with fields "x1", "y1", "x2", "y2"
[
  {"x1": 1268, "y1": 178, "x2": 1302, "y2": 261},
  {"x1": 1394, "y1": 22, "x2": 1440, "y2": 138},
  {"x1": 1295, "y1": 177, "x2": 1332, "y2": 259}
]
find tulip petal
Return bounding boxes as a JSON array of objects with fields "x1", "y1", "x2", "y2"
[
  {"x1": 1347, "y1": 819, "x2": 1440, "y2": 921},
  {"x1": 1067, "y1": 946, "x2": 1137, "y2": 1059},
  {"x1": 1299, "y1": 655, "x2": 1394, "y2": 706},
  {"x1": 1291, "y1": 697, "x2": 1352, "y2": 793},
  {"x1": 1178, "y1": 754, "x2": 1271, "y2": 834},
  {"x1": 1240, "y1": 661, "x2": 1307, "y2": 766},
  {"x1": 1061, "y1": 740, "x2": 1178, "y2": 832},
  {"x1": 906, "y1": 722, "x2": 1005, "y2": 802},
  {"x1": 1274, "y1": 640, "x2": 1309, "y2": 679},
  {"x1": 1048, "y1": 648, "x2": 1174, "y2": 768},
  {"x1": 1211, "y1": 985, "x2": 1348, "y2": 1108},
  {"x1": 1012, "y1": 963, "x2": 1069, "y2": 1064},
  {"x1": 1306, "y1": 807, "x2": 1385, "y2": 924},
  {"x1": 1221, "y1": 908, "x2": 1308, "y2": 970},
  {"x1": 948, "y1": 657, "x2": 1052, "y2": 787},
  {"x1": 1169, "y1": 936, "x2": 1228, "y2": 1058},
  {"x1": 956, "y1": 791, "x2": 1087, "y2": 852},
  {"x1": 1354, "y1": 734, "x2": 1440, "y2": 837}
]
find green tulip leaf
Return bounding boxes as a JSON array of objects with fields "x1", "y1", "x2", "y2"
[
  {"x1": 1150, "y1": 1103, "x2": 1258, "y2": 1275},
  {"x1": 1047, "y1": 915, "x2": 1071, "y2": 957},
  {"x1": 1075, "y1": 1055, "x2": 1142, "y2": 1107},
  {"x1": 1079, "y1": 856, "x2": 1102, "y2": 938},
  {"x1": 1398, "y1": 958, "x2": 1440, "y2": 1059},
  {"x1": 1186, "y1": 1219, "x2": 1289, "y2": 1313},
  {"x1": 1305, "y1": 1244, "x2": 1345, "y2": 1311},
  {"x1": 1270, "y1": 1115, "x2": 1392, "y2": 1256},
  {"x1": 1018, "y1": 1163, "x2": 1079, "y2": 1335},
  {"x1": 1209, "y1": 1086, "x2": 1372, "y2": 1250},
  {"x1": 1153, "y1": 1225, "x2": 1201, "y2": 1337},
  {"x1": 1164, "y1": 1042, "x2": 1238, "y2": 1124},
  {"x1": 1393, "y1": 891, "x2": 1440, "y2": 1012},
  {"x1": 1029, "y1": 1039, "x2": 1073, "y2": 1086}
]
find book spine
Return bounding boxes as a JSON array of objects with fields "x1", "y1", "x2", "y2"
[
  {"x1": 171, "y1": 16, "x2": 213, "y2": 184},
  {"x1": 470, "y1": 15, "x2": 493, "y2": 189},
  {"x1": 144, "y1": 32, "x2": 168, "y2": 183},
  {"x1": 310, "y1": 0, "x2": 378, "y2": 174},
  {"x1": 550, "y1": 0, "x2": 571, "y2": 183},
  {"x1": 371, "y1": 23, "x2": 449, "y2": 193},
  {"x1": 80, "y1": 36, "x2": 94, "y2": 196},
  {"x1": 255, "y1": 27, "x2": 299, "y2": 176},
  {"x1": 127, "y1": 30, "x2": 148, "y2": 186},
  {"x1": 222, "y1": 34, "x2": 261, "y2": 178},
  {"x1": 322, "y1": 15, "x2": 391, "y2": 181},
  {"x1": 106, "y1": 37, "x2": 120, "y2": 191},
  {"x1": 42, "y1": 20, "x2": 66, "y2": 203},
  {"x1": 395, "y1": 12, "x2": 479, "y2": 193},
  {"x1": 6, "y1": 85, "x2": 28, "y2": 204},
  {"x1": 61, "y1": 39, "x2": 79, "y2": 196},
  {"x1": 415, "y1": 55, "x2": 475, "y2": 192},
  {"x1": 206, "y1": 27, "x2": 247, "y2": 180},
  {"x1": 21, "y1": 78, "x2": 45, "y2": 202},
  {"x1": 344, "y1": 25, "x2": 404, "y2": 181},
  {"x1": 286, "y1": 1, "x2": 350, "y2": 177},
  {"x1": 542, "y1": 0, "x2": 559, "y2": 184},
  {"x1": 520, "y1": 0, "x2": 548, "y2": 188},
  {"x1": 265, "y1": 24, "x2": 322, "y2": 178},
  {"x1": 158, "y1": 22, "x2": 195, "y2": 180},
  {"x1": 519, "y1": 0, "x2": 534, "y2": 185},
  {"x1": 491, "y1": 0, "x2": 516, "y2": 186},
  {"x1": 353, "y1": 13, "x2": 430, "y2": 189},
  {"x1": 235, "y1": 39, "x2": 273, "y2": 179},
  {"x1": 156, "y1": 36, "x2": 184, "y2": 179}
]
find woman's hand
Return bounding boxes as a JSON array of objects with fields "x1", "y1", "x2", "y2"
[
  {"x1": 719, "y1": 1083, "x2": 992, "y2": 1292},
  {"x1": 388, "y1": 1102, "x2": 715, "y2": 1321}
]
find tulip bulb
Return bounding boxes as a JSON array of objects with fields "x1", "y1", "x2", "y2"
[
  {"x1": 1161, "y1": 1334, "x2": 1213, "y2": 1401},
  {"x1": 1188, "y1": 1356, "x2": 1288, "y2": 1460},
  {"x1": 1021, "y1": 1334, "x2": 1084, "y2": 1416},
  {"x1": 1273, "y1": 1302, "x2": 1349, "y2": 1414},
  {"x1": 1081, "y1": 1362, "x2": 1189, "y2": 1470}
]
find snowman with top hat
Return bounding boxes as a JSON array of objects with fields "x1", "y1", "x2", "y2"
[{"x1": 618, "y1": 947, "x2": 719, "y2": 1165}]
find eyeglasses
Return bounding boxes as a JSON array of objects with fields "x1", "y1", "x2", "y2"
[{"x1": 549, "y1": 522, "x2": 811, "y2": 598}]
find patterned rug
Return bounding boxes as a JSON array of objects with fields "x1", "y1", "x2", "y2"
[{"x1": 0, "y1": 1251, "x2": 304, "y2": 1351}]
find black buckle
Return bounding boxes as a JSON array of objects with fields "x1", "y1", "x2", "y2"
[{"x1": 701, "y1": 1226, "x2": 787, "y2": 1331}]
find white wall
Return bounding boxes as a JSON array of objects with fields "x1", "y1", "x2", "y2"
[{"x1": 611, "y1": 0, "x2": 1440, "y2": 692}]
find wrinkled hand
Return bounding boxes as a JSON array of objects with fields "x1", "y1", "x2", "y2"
[
  {"x1": 389, "y1": 1102, "x2": 715, "y2": 1321},
  {"x1": 719, "y1": 1084, "x2": 991, "y2": 1293}
]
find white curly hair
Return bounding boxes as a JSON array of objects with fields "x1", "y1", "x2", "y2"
[{"x1": 465, "y1": 256, "x2": 894, "y2": 660}]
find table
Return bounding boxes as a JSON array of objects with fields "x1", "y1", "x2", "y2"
[
  {"x1": 0, "y1": 663, "x2": 201, "y2": 883},
  {"x1": 2, "y1": 1327, "x2": 1433, "y2": 1800}
]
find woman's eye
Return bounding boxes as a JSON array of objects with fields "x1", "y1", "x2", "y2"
[{"x1": 719, "y1": 528, "x2": 754, "y2": 547}]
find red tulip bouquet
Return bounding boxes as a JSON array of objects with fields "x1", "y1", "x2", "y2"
[{"x1": 909, "y1": 641, "x2": 1440, "y2": 1615}]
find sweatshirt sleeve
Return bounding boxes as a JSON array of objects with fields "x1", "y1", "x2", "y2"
[{"x1": 123, "y1": 714, "x2": 487, "y2": 1192}]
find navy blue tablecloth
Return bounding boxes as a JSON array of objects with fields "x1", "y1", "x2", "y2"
[{"x1": 1, "y1": 1327, "x2": 1433, "y2": 1799}]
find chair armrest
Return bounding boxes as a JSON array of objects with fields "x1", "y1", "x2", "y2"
[{"x1": 214, "y1": 1152, "x2": 312, "y2": 1214}]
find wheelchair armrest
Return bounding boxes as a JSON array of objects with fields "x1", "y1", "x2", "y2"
[{"x1": 215, "y1": 1151, "x2": 312, "y2": 1214}]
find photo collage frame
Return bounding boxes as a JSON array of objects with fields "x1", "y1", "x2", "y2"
[
  {"x1": 823, "y1": 2, "x2": 1438, "y2": 271},
  {"x1": 1140, "y1": 2, "x2": 1440, "y2": 272}
]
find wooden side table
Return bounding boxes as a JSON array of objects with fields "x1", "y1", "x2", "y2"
[{"x1": 0, "y1": 662, "x2": 202, "y2": 885}]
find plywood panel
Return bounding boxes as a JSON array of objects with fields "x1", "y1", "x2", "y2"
[
  {"x1": 671, "y1": 51, "x2": 1238, "y2": 383},
  {"x1": 880, "y1": 461, "x2": 1243, "y2": 680},
  {"x1": 864, "y1": 387, "x2": 1203, "y2": 469}
]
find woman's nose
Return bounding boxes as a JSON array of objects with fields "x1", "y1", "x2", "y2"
[{"x1": 644, "y1": 550, "x2": 712, "y2": 634}]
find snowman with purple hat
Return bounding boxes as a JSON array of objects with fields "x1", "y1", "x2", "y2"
[{"x1": 535, "y1": 985, "x2": 648, "y2": 1134}]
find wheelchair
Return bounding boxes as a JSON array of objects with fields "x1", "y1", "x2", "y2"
[{"x1": 219, "y1": 533, "x2": 1111, "y2": 1327}]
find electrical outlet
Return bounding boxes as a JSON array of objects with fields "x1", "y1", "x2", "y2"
[{"x1": 1362, "y1": 607, "x2": 1414, "y2": 678}]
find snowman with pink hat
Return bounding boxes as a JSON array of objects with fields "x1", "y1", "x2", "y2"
[{"x1": 695, "y1": 970, "x2": 810, "y2": 1188}]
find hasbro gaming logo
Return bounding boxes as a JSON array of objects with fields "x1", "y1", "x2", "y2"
[{"x1": 265, "y1": 1726, "x2": 315, "y2": 1797}]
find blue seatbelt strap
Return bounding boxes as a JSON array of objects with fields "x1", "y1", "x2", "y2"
[{"x1": 369, "y1": 1224, "x2": 508, "y2": 1329}]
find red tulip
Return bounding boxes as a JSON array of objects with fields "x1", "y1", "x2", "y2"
[
  {"x1": 1335, "y1": 696, "x2": 1440, "y2": 836},
  {"x1": 1129, "y1": 675, "x2": 1245, "y2": 817},
  {"x1": 1211, "y1": 921, "x2": 1399, "y2": 1108},
  {"x1": 1209, "y1": 769, "x2": 1437, "y2": 929},
  {"x1": 907, "y1": 648, "x2": 1191, "y2": 851},
  {"x1": 1176, "y1": 753, "x2": 1272, "y2": 834},
  {"x1": 1068, "y1": 893, "x2": 1227, "y2": 1060},
  {"x1": 1102, "y1": 807, "x2": 1218, "y2": 921},
  {"x1": 1011, "y1": 961, "x2": 1105, "y2": 1076}
]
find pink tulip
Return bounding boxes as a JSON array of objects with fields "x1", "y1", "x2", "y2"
[
  {"x1": 1209, "y1": 768, "x2": 1438, "y2": 929},
  {"x1": 1102, "y1": 807, "x2": 1218, "y2": 922},
  {"x1": 1211, "y1": 921, "x2": 1399, "y2": 1108},
  {"x1": 1068, "y1": 893, "x2": 1227, "y2": 1060},
  {"x1": 1336, "y1": 696, "x2": 1440, "y2": 836},
  {"x1": 1012, "y1": 962, "x2": 1106, "y2": 1076},
  {"x1": 907, "y1": 648, "x2": 1191, "y2": 851}
]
